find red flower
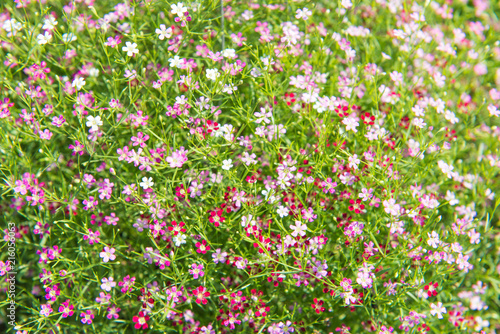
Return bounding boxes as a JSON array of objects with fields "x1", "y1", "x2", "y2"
[
  {"x1": 209, "y1": 209, "x2": 225, "y2": 227},
  {"x1": 311, "y1": 298, "x2": 325, "y2": 314},
  {"x1": 196, "y1": 240, "x2": 210, "y2": 254},
  {"x1": 348, "y1": 199, "x2": 365, "y2": 214},
  {"x1": 191, "y1": 286, "x2": 210, "y2": 304},
  {"x1": 175, "y1": 184, "x2": 189, "y2": 199},
  {"x1": 267, "y1": 272, "x2": 284, "y2": 287},
  {"x1": 204, "y1": 119, "x2": 219, "y2": 133},
  {"x1": 168, "y1": 221, "x2": 186, "y2": 235},
  {"x1": 448, "y1": 311, "x2": 464, "y2": 327},
  {"x1": 399, "y1": 116, "x2": 410, "y2": 129},
  {"x1": 132, "y1": 311, "x2": 150, "y2": 329},
  {"x1": 360, "y1": 112, "x2": 375, "y2": 125},
  {"x1": 284, "y1": 92, "x2": 296, "y2": 106},
  {"x1": 417, "y1": 323, "x2": 430, "y2": 333},
  {"x1": 424, "y1": 282, "x2": 438, "y2": 297},
  {"x1": 255, "y1": 304, "x2": 270, "y2": 317}
]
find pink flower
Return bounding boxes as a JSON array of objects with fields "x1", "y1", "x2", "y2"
[
  {"x1": 40, "y1": 304, "x2": 53, "y2": 317},
  {"x1": 58, "y1": 300, "x2": 74, "y2": 318},
  {"x1": 189, "y1": 263, "x2": 205, "y2": 279},
  {"x1": 80, "y1": 310, "x2": 94, "y2": 324},
  {"x1": 166, "y1": 147, "x2": 188, "y2": 167}
]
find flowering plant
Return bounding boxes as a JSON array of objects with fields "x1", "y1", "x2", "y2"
[{"x1": 0, "y1": 0, "x2": 499, "y2": 333}]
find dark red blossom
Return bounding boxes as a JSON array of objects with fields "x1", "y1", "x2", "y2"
[{"x1": 311, "y1": 298, "x2": 325, "y2": 314}]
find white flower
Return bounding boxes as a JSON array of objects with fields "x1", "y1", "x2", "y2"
[
  {"x1": 241, "y1": 215, "x2": 255, "y2": 227},
  {"x1": 222, "y1": 84, "x2": 237, "y2": 94},
  {"x1": 62, "y1": 33, "x2": 77, "y2": 43},
  {"x1": 412, "y1": 117, "x2": 426, "y2": 129},
  {"x1": 295, "y1": 8, "x2": 312, "y2": 20},
  {"x1": 427, "y1": 231, "x2": 441, "y2": 248},
  {"x1": 99, "y1": 247, "x2": 116, "y2": 263},
  {"x1": 72, "y1": 77, "x2": 86, "y2": 91},
  {"x1": 222, "y1": 159, "x2": 233, "y2": 170},
  {"x1": 86, "y1": 115, "x2": 102, "y2": 131},
  {"x1": 250, "y1": 67, "x2": 262, "y2": 77},
  {"x1": 277, "y1": 206, "x2": 289, "y2": 218},
  {"x1": 3, "y1": 19, "x2": 23, "y2": 37},
  {"x1": 89, "y1": 68, "x2": 99, "y2": 77},
  {"x1": 156, "y1": 24, "x2": 173, "y2": 40},
  {"x1": 430, "y1": 302, "x2": 446, "y2": 319},
  {"x1": 437, "y1": 160, "x2": 454, "y2": 179},
  {"x1": 254, "y1": 107, "x2": 272, "y2": 124},
  {"x1": 290, "y1": 220, "x2": 307, "y2": 237},
  {"x1": 122, "y1": 41, "x2": 139, "y2": 57},
  {"x1": 485, "y1": 188, "x2": 495, "y2": 201},
  {"x1": 487, "y1": 104, "x2": 499, "y2": 117},
  {"x1": 260, "y1": 56, "x2": 275, "y2": 71},
  {"x1": 140, "y1": 177, "x2": 154, "y2": 189},
  {"x1": 206, "y1": 68, "x2": 220, "y2": 81},
  {"x1": 173, "y1": 233, "x2": 187, "y2": 247},
  {"x1": 222, "y1": 48, "x2": 236, "y2": 59},
  {"x1": 445, "y1": 190, "x2": 459, "y2": 206},
  {"x1": 433, "y1": 72, "x2": 446, "y2": 87},
  {"x1": 37, "y1": 31, "x2": 52, "y2": 45},
  {"x1": 171, "y1": 2, "x2": 187, "y2": 17},
  {"x1": 341, "y1": 0, "x2": 353, "y2": 8},
  {"x1": 474, "y1": 316, "x2": 489, "y2": 331},
  {"x1": 348, "y1": 154, "x2": 360, "y2": 169},
  {"x1": 168, "y1": 55, "x2": 183, "y2": 68},
  {"x1": 444, "y1": 110, "x2": 459, "y2": 124},
  {"x1": 42, "y1": 17, "x2": 58, "y2": 31},
  {"x1": 100, "y1": 277, "x2": 116, "y2": 292}
]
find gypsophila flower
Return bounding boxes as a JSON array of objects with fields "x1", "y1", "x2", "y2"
[
  {"x1": 62, "y1": 33, "x2": 77, "y2": 43},
  {"x1": 171, "y1": 2, "x2": 188, "y2": 16},
  {"x1": 156, "y1": 24, "x2": 173, "y2": 40},
  {"x1": 80, "y1": 310, "x2": 94, "y2": 324},
  {"x1": 122, "y1": 41, "x2": 139, "y2": 57},
  {"x1": 100, "y1": 277, "x2": 116, "y2": 292},
  {"x1": 212, "y1": 248, "x2": 228, "y2": 264},
  {"x1": 139, "y1": 177, "x2": 154, "y2": 189},
  {"x1": 430, "y1": 302, "x2": 446, "y2": 319},
  {"x1": 86, "y1": 115, "x2": 102, "y2": 131},
  {"x1": 383, "y1": 198, "x2": 401, "y2": 216},
  {"x1": 1, "y1": 2, "x2": 499, "y2": 332},
  {"x1": 343, "y1": 117, "x2": 359, "y2": 133},
  {"x1": 72, "y1": 77, "x2": 86, "y2": 91},
  {"x1": 295, "y1": 8, "x2": 312, "y2": 20},
  {"x1": 189, "y1": 263, "x2": 205, "y2": 279},
  {"x1": 40, "y1": 304, "x2": 53, "y2": 317},
  {"x1": 2, "y1": 19, "x2": 22, "y2": 37},
  {"x1": 277, "y1": 206, "x2": 289, "y2": 218},
  {"x1": 100, "y1": 246, "x2": 116, "y2": 263},
  {"x1": 206, "y1": 68, "x2": 220, "y2": 81},
  {"x1": 290, "y1": 220, "x2": 307, "y2": 237},
  {"x1": 173, "y1": 234, "x2": 187, "y2": 247},
  {"x1": 169, "y1": 55, "x2": 184, "y2": 68},
  {"x1": 42, "y1": 16, "x2": 57, "y2": 30},
  {"x1": 37, "y1": 31, "x2": 52, "y2": 45},
  {"x1": 427, "y1": 231, "x2": 441, "y2": 248},
  {"x1": 222, "y1": 159, "x2": 233, "y2": 170}
]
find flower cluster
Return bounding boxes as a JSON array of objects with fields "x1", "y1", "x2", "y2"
[{"x1": 0, "y1": 0, "x2": 499, "y2": 333}]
